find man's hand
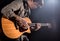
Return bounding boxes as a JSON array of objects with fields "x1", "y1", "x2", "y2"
[
  {"x1": 31, "y1": 23, "x2": 41, "y2": 31},
  {"x1": 35, "y1": 23, "x2": 41, "y2": 31},
  {"x1": 16, "y1": 16, "x2": 29, "y2": 30}
]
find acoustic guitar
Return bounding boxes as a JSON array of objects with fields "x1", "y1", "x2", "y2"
[{"x1": 1, "y1": 17, "x2": 51, "y2": 39}]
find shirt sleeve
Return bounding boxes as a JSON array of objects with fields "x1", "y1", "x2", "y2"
[{"x1": 1, "y1": 0, "x2": 22, "y2": 19}]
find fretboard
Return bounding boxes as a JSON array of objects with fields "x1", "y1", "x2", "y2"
[{"x1": 29, "y1": 23, "x2": 51, "y2": 28}]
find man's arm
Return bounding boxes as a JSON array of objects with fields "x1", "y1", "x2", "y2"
[
  {"x1": 1, "y1": 0, "x2": 29, "y2": 30},
  {"x1": 1, "y1": 0, "x2": 22, "y2": 19}
]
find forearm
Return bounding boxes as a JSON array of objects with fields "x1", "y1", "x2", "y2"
[
  {"x1": 1, "y1": 6, "x2": 21, "y2": 20},
  {"x1": 1, "y1": 0, "x2": 22, "y2": 19},
  {"x1": 1, "y1": 7, "x2": 14, "y2": 18}
]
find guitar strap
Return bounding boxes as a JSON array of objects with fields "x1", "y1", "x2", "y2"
[{"x1": 21, "y1": 35, "x2": 29, "y2": 41}]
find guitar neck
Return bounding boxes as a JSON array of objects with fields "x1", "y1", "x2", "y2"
[{"x1": 29, "y1": 23, "x2": 51, "y2": 28}]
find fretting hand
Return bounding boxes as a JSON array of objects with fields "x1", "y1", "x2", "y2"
[{"x1": 35, "y1": 23, "x2": 41, "y2": 31}]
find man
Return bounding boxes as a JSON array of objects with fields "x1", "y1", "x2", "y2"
[{"x1": 1, "y1": 0, "x2": 44, "y2": 41}]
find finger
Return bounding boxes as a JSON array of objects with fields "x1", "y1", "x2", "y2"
[{"x1": 35, "y1": 23, "x2": 41, "y2": 31}]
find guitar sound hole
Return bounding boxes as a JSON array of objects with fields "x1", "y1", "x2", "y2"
[{"x1": 19, "y1": 27, "x2": 28, "y2": 32}]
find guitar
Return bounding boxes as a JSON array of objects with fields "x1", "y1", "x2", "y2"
[{"x1": 1, "y1": 17, "x2": 51, "y2": 39}]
